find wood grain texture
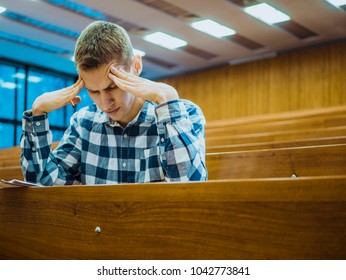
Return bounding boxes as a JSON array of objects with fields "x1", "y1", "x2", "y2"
[
  {"x1": 1, "y1": 177, "x2": 346, "y2": 260},
  {"x1": 206, "y1": 144, "x2": 346, "y2": 180},
  {"x1": 159, "y1": 41, "x2": 346, "y2": 121}
]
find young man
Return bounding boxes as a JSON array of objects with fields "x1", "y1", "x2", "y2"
[{"x1": 20, "y1": 21, "x2": 207, "y2": 185}]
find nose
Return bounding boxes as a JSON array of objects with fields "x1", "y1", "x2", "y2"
[{"x1": 100, "y1": 91, "x2": 115, "y2": 109}]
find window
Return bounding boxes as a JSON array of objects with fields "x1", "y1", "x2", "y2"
[
  {"x1": 0, "y1": 59, "x2": 87, "y2": 148},
  {"x1": 0, "y1": 63, "x2": 25, "y2": 148}
]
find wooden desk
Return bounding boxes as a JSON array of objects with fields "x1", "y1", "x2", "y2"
[{"x1": 1, "y1": 177, "x2": 345, "y2": 260}]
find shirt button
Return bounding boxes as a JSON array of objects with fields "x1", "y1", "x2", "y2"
[
  {"x1": 123, "y1": 133, "x2": 128, "y2": 139},
  {"x1": 28, "y1": 123, "x2": 32, "y2": 127},
  {"x1": 35, "y1": 121, "x2": 41, "y2": 127},
  {"x1": 31, "y1": 147, "x2": 36, "y2": 152},
  {"x1": 122, "y1": 162, "x2": 126, "y2": 168}
]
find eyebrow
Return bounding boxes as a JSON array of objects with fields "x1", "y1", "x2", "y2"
[{"x1": 86, "y1": 82, "x2": 116, "y2": 93}]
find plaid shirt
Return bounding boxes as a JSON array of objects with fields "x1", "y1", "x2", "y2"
[{"x1": 20, "y1": 99, "x2": 207, "y2": 185}]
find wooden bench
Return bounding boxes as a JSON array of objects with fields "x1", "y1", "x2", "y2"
[
  {"x1": 2, "y1": 144, "x2": 346, "y2": 181},
  {"x1": 207, "y1": 126, "x2": 346, "y2": 146},
  {"x1": 1, "y1": 176, "x2": 346, "y2": 259},
  {"x1": 0, "y1": 166, "x2": 23, "y2": 180},
  {"x1": 206, "y1": 144, "x2": 346, "y2": 180},
  {"x1": 207, "y1": 136, "x2": 346, "y2": 153},
  {"x1": 206, "y1": 105, "x2": 346, "y2": 129},
  {"x1": 206, "y1": 114, "x2": 346, "y2": 138},
  {"x1": 0, "y1": 142, "x2": 59, "y2": 167}
]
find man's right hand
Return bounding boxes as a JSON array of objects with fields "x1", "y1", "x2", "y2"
[{"x1": 32, "y1": 78, "x2": 84, "y2": 116}]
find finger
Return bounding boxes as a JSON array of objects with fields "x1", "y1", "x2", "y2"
[
  {"x1": 74, "y1": 78, "x2": 84, "y2": 89},
  {"x1": 108, "y1": 74, "x2": 139, "y2": 94},
  {"x1": 66, "y1": 82, "x2": 84, "y2": 101},
  {"x1": 108, "y1": 73, "x2": 141, "y2": 90},
  {"x1": 108, "y1": 73, "x2": 134, "y2": 90},
  {"x1": 110, "y1": 66, "x2": 140, "y2": 82},
  {"x1": 111, "y1": 74, "x2": 139, "y2": 88},
  {"x1": 71, "y1": 96, "x2": 82, "y2": 105}
]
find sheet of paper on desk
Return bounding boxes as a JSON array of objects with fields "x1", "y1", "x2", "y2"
[{"x1": 0, "y1": 179, "x2": 40, "y2": 188}]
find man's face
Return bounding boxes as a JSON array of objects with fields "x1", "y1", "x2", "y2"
[{"x1": 80, "y1": 60, "x2": 140, "y2": 126}]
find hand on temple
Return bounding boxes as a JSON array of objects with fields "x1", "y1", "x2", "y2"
[
  {"x1": 108, "y1": 67, "x2": 178, "y2": 104},
  {"x1": 32, "y1": 78, "x2": 84, "y2": 116}
]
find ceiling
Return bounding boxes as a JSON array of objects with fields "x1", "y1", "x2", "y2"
[{"x1": 0, "y1": 0, "x2": 346, "y2": 80}]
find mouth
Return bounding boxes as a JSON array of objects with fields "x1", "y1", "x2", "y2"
[{"x1": 105, "y1": 107, "x2": 120, "y2": 115}]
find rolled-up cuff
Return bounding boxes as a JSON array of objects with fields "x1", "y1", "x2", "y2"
[{"x1": 22, "y1": 110, "x2": 49, "y2": 134}]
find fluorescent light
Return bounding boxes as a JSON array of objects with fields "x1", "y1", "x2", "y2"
[
  {"x1": 244, "y1": 3, "x2": 291, "y2": 24},
  {"x1": 133, "y1": 48, "x2": 146, "y2": 57},
  {"x1": 0, "y1": 5, "x2": 7, "y2": 14},
  {"x1": 191, "y1": 19, "x2": 236, "y2": 38},
  {"x1": 326, "y1": 0, "x2": 346, "y2": 7},
  {"x1": 144, "y1": 32, "x2": 187, "y2": 50}
]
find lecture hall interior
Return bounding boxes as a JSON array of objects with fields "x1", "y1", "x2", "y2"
[{"x1": 0, "y1": 0, "x2": 346, "y2": 261}]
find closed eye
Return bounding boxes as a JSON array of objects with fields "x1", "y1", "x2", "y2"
[
  {"x1": 88, "y1": 89, "x2": 99, "y2": 94},
  {"x1": 86, "y1": 83, "x2": 117, "y2": 94},
  {"x1": 106, "y1": 84, "x2": 117, "y2": 91}
]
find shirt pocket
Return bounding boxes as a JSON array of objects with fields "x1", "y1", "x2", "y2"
[{"x1": 139, "y1": 146, "x2": 165, "y2": 182}]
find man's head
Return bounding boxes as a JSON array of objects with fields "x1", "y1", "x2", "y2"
[
  {"x1": 74, "y1": 21, "x2": 144, "y2": 126},
  {"x1": 74, "y1": 21, "x2": 134, "y2": 72}
]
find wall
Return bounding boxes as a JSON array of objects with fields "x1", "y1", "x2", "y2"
[{"x1": 159, "y1": 40, "x2": 346, "y2": 121}]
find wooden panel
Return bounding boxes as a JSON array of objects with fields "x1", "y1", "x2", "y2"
[
  {"x1": 1, "y1": 177, "x2": 346, "y2": 260},
  {"x1": 159, "y1": 41, "x2": 346, "y2": 121},
  {"x1": 206, "y1": 144, "x2": 346, "y2": 180}
]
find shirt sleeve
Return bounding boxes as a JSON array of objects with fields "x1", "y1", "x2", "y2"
[
  {"x1": 155, "y1": 99, "x2": 207, "y2": 181},
  {"x1": 20, "y1": 110, "x2": 81, "y2": 186}
]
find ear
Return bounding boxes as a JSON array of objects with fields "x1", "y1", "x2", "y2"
[{"x1": 131, "y1": 54, "x2": 143, "y2": 76}]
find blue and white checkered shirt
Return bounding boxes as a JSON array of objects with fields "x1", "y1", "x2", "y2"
[{"x1": 20, "y1": 99, "x2": 207, "y2": 185}]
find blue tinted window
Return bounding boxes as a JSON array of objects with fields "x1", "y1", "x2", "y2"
[
  {"x1": 0, "y1": 60, "x2": 76, "y2": 148},
  {"x1": 15, "y1": 69, "x2": 26, "y2": 121},
  {"x1": 16, "y1": 125, "x2": 22, "y2": 146},
  {"x1": 0, "y1": 123, "x2": 15, "y2": 148},
  {"x1": 0, "y1": 65, "x2": 15, "y2": 120},
  {"x1": 51, "y1": 129, "x2": 65, "y2": 142},
  {"x1": 27, "y1": 70, "x2": 66, "y2": 127}
]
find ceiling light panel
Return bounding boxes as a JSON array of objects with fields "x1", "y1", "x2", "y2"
[
  {"x1": 144, "y1": 32, "x2": 187, "y2": 50},
  {"x1": 0, "y1": 5, "x2": 6, "y2": 14},
  {"x1": 244, "y1": 3, "x2": 291, "y2": 24},
  {"x1": 325, "y1": 0, "x2": 346, "y2": 7},
  {"x1": 191, "y1": 19, "x2": 236, "y2": 38}
]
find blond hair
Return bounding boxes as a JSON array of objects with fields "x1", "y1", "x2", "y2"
[{"x1": 74, "y1": 21, "x2": 134, "y2": 71}]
